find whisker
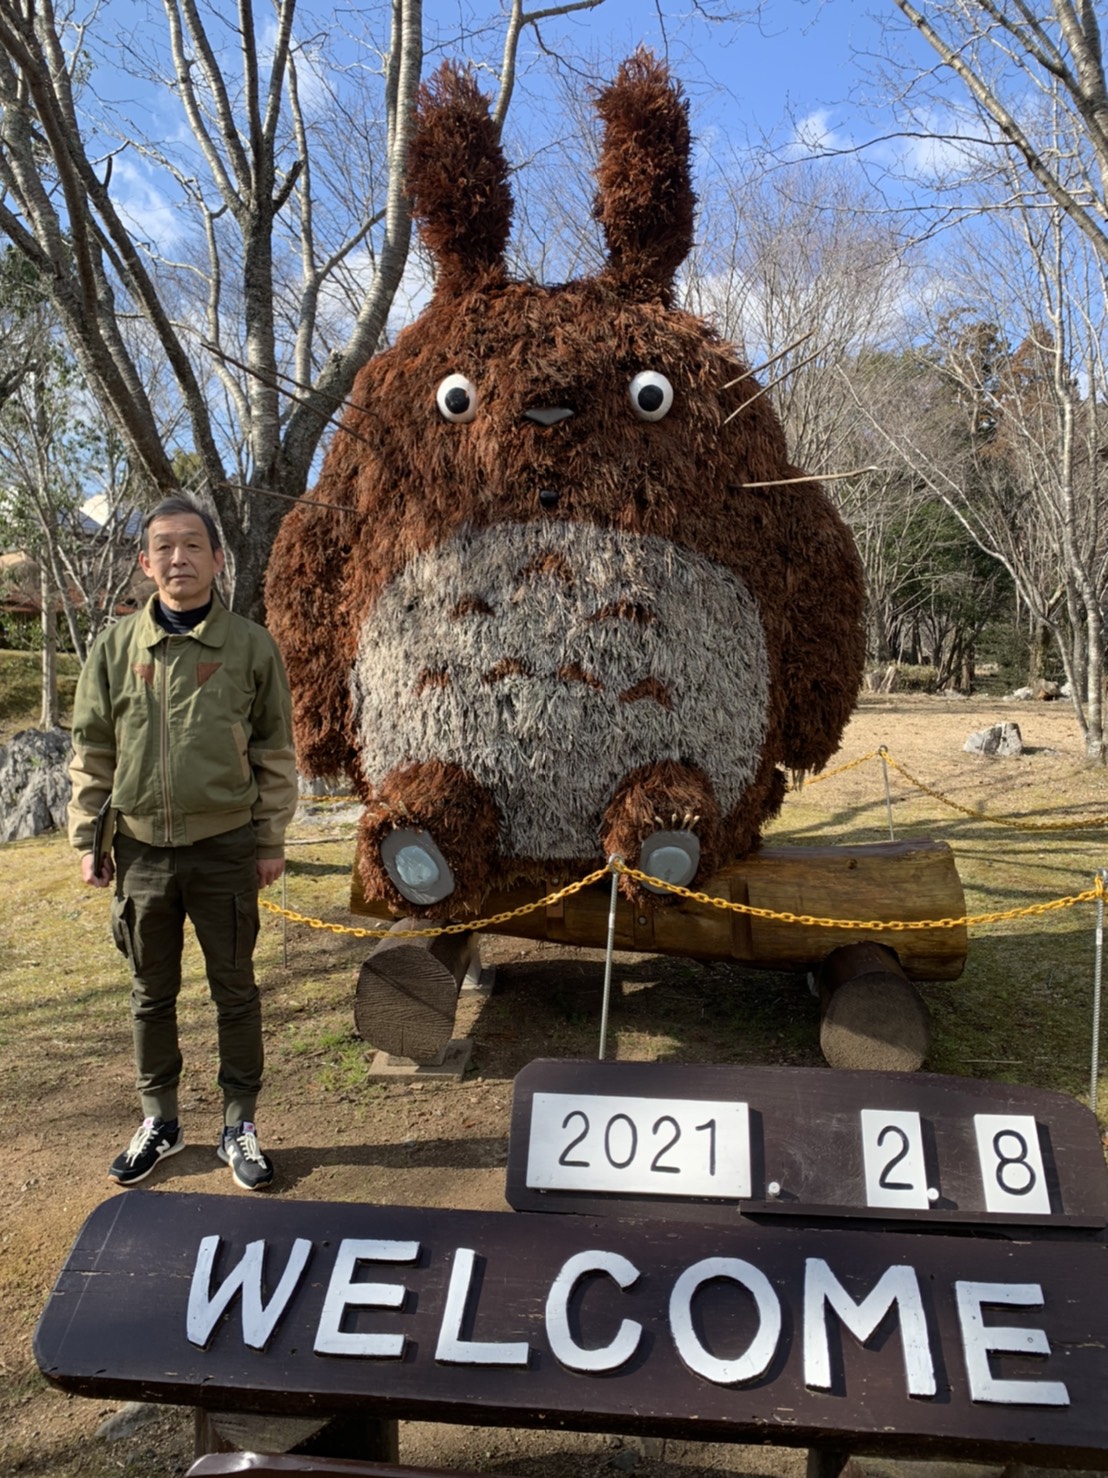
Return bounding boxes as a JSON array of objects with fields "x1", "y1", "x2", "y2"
[
  {"x1": 732, "y1": 466, "x2": 880, "y2": 489},
  {"x1": 218, "y1": 479, "x2": 362, "y2": 516},
  {"x1": 723, "y1": 348, "x2": 825, "y2": 425},
  {"x1": 201, "y1": 340, "x2": 378, "y2": 452},
  {"x1": 721, "y1": 331, "x2": 816, "y2": 390}
]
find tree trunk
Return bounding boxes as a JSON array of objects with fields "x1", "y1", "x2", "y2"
[
  {"x1": 1027, "y1": 617, "x2": 1048, "y2": 685},
  {"x1": 39, "y1": 561, "x2": 58, "y2": 728}
]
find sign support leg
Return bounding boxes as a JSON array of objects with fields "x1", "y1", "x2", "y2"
[
  {"x1": 879, "y1": 746, "x2": 895, "y2": 840},
  {"x1": 806, "y1": 1446, "x2": 851, "y2": 1478},
  {"x1": 598, "y1": 857, "x2": 621, "y2": 1061}
]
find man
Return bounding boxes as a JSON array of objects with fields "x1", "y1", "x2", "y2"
[{"x1": 68, "y1": 496, "x2": 298, "y2": 1191}]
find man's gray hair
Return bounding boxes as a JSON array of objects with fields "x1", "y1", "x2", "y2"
[{"x1": 141, "y1": 496, "x2": 222, "y2": 553}]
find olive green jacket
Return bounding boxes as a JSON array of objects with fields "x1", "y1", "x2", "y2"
[{"x1": 68, "y1": 595, "x2": 298, "y2": 857}]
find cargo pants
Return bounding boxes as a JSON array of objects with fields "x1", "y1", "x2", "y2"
[{"x1": 111, "y1": 824, "x2": 262, "y2": 1126}]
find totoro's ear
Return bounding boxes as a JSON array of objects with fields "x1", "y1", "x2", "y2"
[
  {"x1": 594, "y1": 49, "x2": 695, "y2": 303},
  {"x1": 406, "y1": 62, "x2": 513, "y2": 294}
]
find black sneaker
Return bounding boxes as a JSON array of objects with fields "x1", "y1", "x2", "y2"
[
  {"x1": 108, "y1": 1117, "x2": 184, "y2": 1186},
  {"x1": 218, "y1": 1122, "x2": 274, "y2": 1191}
]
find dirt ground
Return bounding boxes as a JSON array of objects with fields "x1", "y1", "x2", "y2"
[{"x1": 2, "y1": 694, "x2": 1106, "y2": 1478}]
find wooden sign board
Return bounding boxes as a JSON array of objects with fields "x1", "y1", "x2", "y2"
[
  {"x1": 507, "y1": 1060, "x2": 1108, "y2": 1229},
  {"x1": 35, "y1": 1191, "x2": 1108, "y2": 1467}
]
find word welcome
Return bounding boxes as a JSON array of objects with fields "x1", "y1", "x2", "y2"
[{"x1": 188, "y1": 1232, "x2": 1068, "y2": 1409}]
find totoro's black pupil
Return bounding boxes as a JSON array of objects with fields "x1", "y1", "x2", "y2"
[
  {"x1": 637, "y1": 384, "x2": 664, "y2": 412},
  {"x1": 445, "y1": 386, "x2": 471, "y2": 415}
]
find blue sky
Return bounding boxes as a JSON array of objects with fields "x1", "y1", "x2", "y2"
[{"x1": 502, "y1": 0, "x2": 919, "y2": 155}]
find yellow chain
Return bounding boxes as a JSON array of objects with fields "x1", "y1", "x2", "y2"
[
  {"x1": 878, "y1": 749, "x2": 1108, "y2": 830},
  {"x1": 799, "y1": 749, "x2": 883, "y2": 786},
  {"x1": 610, "y1": 861, "x2": 1105, "y2": 930},
  {"x1": 261, "y1": 866, "x2": 611, "y2": 939},
  {"x1": 261, "y1": 865, "x2": 1106, "y2": 940}
]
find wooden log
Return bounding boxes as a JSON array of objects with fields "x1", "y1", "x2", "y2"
[
  {"x1": 816, "y1": 941, "x2": 932, "y2": 1072},
  {"x1": 353, "y1": 921, "x2": 475, "y2": 1060},
  {"x1": 350, "y1": 840, "x2": 967, "y2": 982}
]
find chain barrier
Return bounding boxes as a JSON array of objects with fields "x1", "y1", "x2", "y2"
[
  {"x1": 262, "y1": 866, "x2": 612, "y2": 940},
  {"x1": 803, "y1": 745, "x2": 1108, "y2": 832},
  {"x1": 261, "y1": 746, "x2": 1107, "y2": 941},
  {"x1": 261, "y1": 863, "x2": 1107, "y2": 941}
]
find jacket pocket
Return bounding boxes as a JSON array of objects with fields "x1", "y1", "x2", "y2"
[{"x1": 230, "y1": 721, "x2": 251, "y2": 783}]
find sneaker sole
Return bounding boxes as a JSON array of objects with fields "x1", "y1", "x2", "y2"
[{"x1": 108, "y1": 1135, "x2": 185, "y2": 1186}]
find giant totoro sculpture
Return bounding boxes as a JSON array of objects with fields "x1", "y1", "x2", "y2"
[{"x1": 266, "y1": 51, "x2": 866, "y2": 918}]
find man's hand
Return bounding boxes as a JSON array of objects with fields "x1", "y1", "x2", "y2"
[
  {"x1": 81, "y1": 852, "x2": 114, "y2": 888},
  {"x1": 257, "y1": 856, "x2": 286, "y2": 888}
]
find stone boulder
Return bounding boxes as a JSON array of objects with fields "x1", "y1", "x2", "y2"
[
  {"x1": 0, "y1": 727, "x2": 72, "y2": 841},
  {"x1": 963, "y1": 722, "x2": 1023, "y2": 757}
]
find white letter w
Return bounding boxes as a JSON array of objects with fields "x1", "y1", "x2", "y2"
[{"x1": 187, "y1": 1235, "x2": 312, "y2": 1350}]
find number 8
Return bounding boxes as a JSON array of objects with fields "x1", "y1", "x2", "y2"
[{"x1": 992, "y1": 1129, "x2": 1036, "y2": 1196}]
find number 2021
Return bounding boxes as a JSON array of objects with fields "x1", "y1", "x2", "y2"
[{"x1": 558, "y1": 1109, "x2": 718, "y2": 1176}]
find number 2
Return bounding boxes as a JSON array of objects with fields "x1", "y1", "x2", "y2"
[
  {"x1": 876, "y1": 1124, "x2": 913, "y2": 1190},
  {"x1": 558, "y1": 1110, "x2": 590, "y2": 1167}
]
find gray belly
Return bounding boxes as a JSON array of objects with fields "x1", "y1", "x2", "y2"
[{"x1": 351, "y1": 521, "x2": 770, "y2": 860}]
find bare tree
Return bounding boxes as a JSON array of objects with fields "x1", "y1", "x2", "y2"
[
  {"x1": 886, "y1": 0, "x2": 1108, "y2": 266},
  {"x1": 0, "y1": 0, "x2": 614, "y2": 619}
]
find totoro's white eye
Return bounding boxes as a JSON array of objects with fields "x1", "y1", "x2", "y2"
[
  {"x1": 629, "y1": 370, "x2": 674, "y2": 421},
  {"x1": 436, "y1": 373, "x2": 478, "y2": 423}
]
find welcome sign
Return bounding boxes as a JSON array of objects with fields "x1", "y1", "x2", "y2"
[{"x1": 34, "y1": 1189, "x2": 1108, "y2": 1466}]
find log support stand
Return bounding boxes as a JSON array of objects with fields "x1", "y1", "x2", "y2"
[
  {"x1": 355, "y1": 922, "x2": 478, "y2": 1070},
  {"x1": 816, "y1": 941, "x2": 931, "y2": 1072}
]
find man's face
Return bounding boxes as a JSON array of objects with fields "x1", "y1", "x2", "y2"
[{"x1": 139, "y1": 514, "x2": 225, "y2": 612}]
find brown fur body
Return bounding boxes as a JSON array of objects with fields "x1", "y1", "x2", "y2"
[{"x1": 266, "y1": 54, "x2": 866, "y2": 917}]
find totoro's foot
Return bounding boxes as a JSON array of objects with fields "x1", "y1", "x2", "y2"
[
  {"x1": 358, "y1": 761, "x2": 501, "y2": 917},
  {"x1": 379, "y1": 828, "x2": 456, "y2": 906},
  {"x1": 638, "y1": 829, "x2": 701, "y2": 893},
  {"x1": 601, "y1": 760, "x2": 721, "y2": 905}
]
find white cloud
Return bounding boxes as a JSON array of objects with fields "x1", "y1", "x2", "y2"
[
  {"x1": 110, "y1": 155, "x2": 187, "y2": 253},
  {"x1": 787, "y1": 109, "x2": 849, "y2": 156}
]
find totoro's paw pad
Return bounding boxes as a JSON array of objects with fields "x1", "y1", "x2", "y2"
[
  {"x1": 380, "y1": 828, "x2": 456, "y2": 906},
  {"x1": 638, "y1": 829, "x2": 701, "y2": 894}
]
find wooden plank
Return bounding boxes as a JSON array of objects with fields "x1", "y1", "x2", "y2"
[
  {"x1": 190, "y1": 1460, "x2": 508, "y2": 1478},
  {"x1": 35, "y1": 1191, "x2": 1108, "y2": 1467},
  {"x1": 349, "y1": 841, "x2": 966, "y2": 981},
  {"x1": 504, "y1": 1060, "x2": 1108, "y2": 1228}
]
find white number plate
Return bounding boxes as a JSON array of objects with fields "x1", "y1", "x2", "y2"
[
  {"x1": 860, "y1": 1108, "x2": 931, "y2": 1209},
  {"x1": 973, "y1": 1113, "x2": 1051, "y2": 1214},
  {"x1": 526, "y1": 1092, "x2": 751, "y2": 1198}
]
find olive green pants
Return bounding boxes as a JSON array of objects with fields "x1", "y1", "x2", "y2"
[{"x1": 111, "y1": 825, "x2": 262, "y2": 1126}]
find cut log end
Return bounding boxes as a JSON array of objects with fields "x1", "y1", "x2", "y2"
[
  {"x1": 817, "y1": 942, "x2": 931, "y2": 1073},
  {"x1": 354, "y1": 923, "x2": 475, "y2": 1062}
]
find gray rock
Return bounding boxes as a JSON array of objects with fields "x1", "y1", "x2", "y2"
[
  {"x1": 0, "y1": 727, "x2": 71, "y2": 841},
  {"x1": 95, "y1": 1401, "x2": 168, "y2": 1441},
  {"x1": 1030, "y1": 679, "x2": 1061, "y2": 700},
  {"x1": 1010, "y1": 687, "x2": 1034, "y2": 700},
  {"x1": 964, "y1": 722, "x2": 1023, "y2": 757}
]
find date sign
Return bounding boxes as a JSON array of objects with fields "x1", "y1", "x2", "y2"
[
  {"x1": 527, "y1": 1092, "x2": 750, "y2": 1198},
  {"x1": 507, "y1": 1060, "x2": 1108, "y2": 1228}
]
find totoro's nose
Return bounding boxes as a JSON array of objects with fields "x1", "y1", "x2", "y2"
[{"x1": 524, "y1": 405, "x2": 574, "y2": 426}]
